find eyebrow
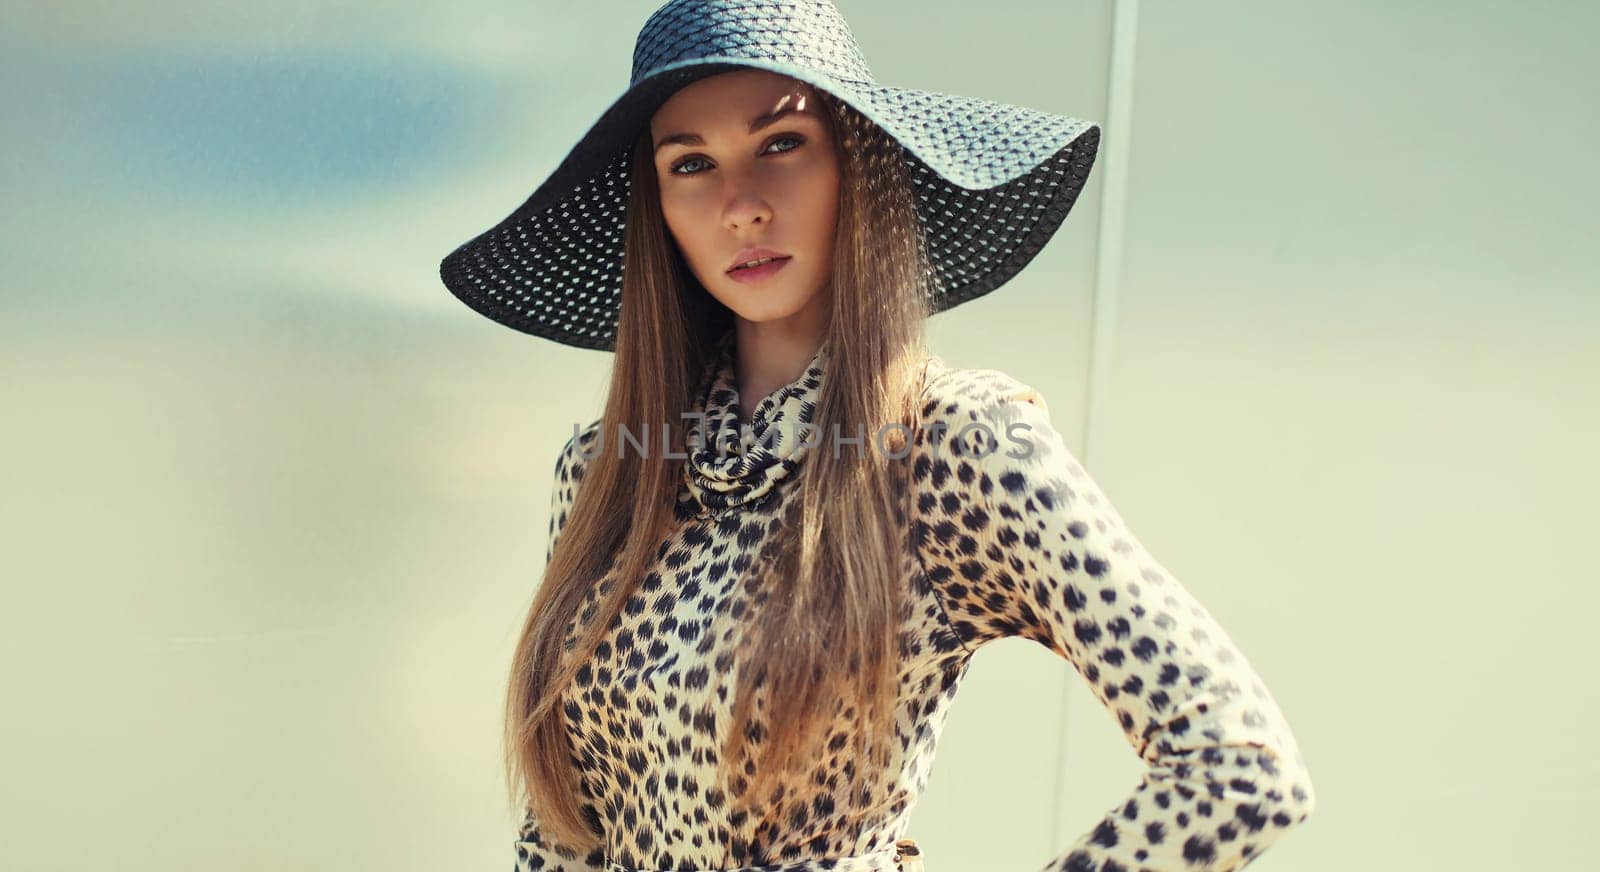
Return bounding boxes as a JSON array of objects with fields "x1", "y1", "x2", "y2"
[{"x1": 653, "y1": 104, "x2": 817, "y2": 154}]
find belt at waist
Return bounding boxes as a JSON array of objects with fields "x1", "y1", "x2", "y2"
[{"x1": 604, "y1": 837, "x2": 923, "y2": 872}]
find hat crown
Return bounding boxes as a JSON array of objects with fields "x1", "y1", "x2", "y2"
[{"x1": 631, "y1": 0, "x2": 873, "y2": 86}]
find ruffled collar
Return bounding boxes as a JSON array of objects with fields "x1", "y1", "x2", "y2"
[{"x1": 677, "y1": 331, "x2": 827, "y2": 518}]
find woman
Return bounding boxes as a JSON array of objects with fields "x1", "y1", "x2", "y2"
[{"x1": 438, "y1": 2, "x2": 1316, "y2": 871}]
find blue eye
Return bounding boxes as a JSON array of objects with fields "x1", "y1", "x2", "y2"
[
  {"x1": 765, "y1": 134, "x2": 804, "y2": 155},
  {"x1": 669, "y1": 134, "x2": 806, "y2": 176},
  {"x1": 671, "y1": 156, "x2": 711, "y2": 175}
]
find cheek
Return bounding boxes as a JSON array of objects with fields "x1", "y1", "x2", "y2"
[
  {"x1": 658, "y1": 189, "x2": 715, "y2": 265},
  {"x1": 797, "y1": 162, "x2": 841, "y2": 263}
]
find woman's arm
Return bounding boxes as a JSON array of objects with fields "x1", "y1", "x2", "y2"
[
  {"x1": 514, "y1": 805, "x2": 606, "y2": 872},
  {"x1": 913, "y1": 369, "x2": 1316, "y2": 871},
  {"x1": 510, "y1": 427, "x2": 606, "y2": 872}
]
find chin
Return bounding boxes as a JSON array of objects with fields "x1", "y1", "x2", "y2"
[
  {"x1": 722, "y1": 298, "x2": 816, "y2": 323},
  {"x1": 709, "y1": 281, "x2": 824, "y2": 323}
]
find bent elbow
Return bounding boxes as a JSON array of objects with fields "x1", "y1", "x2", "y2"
[
  {"x1": 1263, "y1": 742, "x2": 1316, "y2": 829},
  {"x1": 1286, "y1": 764, "x2": 1316, "y2": 823}
]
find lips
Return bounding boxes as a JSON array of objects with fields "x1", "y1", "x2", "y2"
[
  {"x1": 726, "y1": 247, "x2": 791, "y2": 274},
  {"x1": 730, "y1": 256, "x2": 790, "y2": 272}
]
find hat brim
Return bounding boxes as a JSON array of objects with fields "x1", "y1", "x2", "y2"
[{"x1": 439, "y1": 58, "x2": 1100, "y2": 351}]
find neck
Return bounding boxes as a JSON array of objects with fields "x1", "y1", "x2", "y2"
[{"x1": 728, "y1": 319, "x2": 826, "y2": 424}]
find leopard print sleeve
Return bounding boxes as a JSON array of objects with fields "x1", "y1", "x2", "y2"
[
  {"x1": 518, "y1": 422, "x2": 607, "y2": 872},
  {"x1": 514, "y1": 806, "x2": 606, "y2": 872},
  {"x1": 912, "y1": 366, "x2": 1316, "y2": 871}
]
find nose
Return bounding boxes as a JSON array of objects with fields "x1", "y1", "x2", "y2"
[{"x1": 722, "y1": 186, "x2": 773, "y2": 232}]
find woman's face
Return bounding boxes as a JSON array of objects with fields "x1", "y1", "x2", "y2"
[{"x1": 650, "y1": 70, "x2": 841, "y2": 328}]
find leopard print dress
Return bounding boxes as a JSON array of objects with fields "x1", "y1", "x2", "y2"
[{"x1": 516, "y1": 331, "x2": 1315, "y2": 872}]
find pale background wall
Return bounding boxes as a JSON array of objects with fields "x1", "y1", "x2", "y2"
[{"x1": 2, "y1": 1, "x2": 1595, "y2": 869}]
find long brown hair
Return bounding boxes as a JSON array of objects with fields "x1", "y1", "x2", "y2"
[{"x1": 504, "y1": 81, "x2": 937, "y2": 855}]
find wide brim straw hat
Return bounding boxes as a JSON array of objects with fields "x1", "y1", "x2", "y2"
[{"x1": 438, "y1": 0, "x2": 1102, "y2": 352}]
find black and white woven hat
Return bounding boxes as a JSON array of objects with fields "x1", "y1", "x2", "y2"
[{"x1": 438, "y1": 0, "x2": 1101, "y2": 351}]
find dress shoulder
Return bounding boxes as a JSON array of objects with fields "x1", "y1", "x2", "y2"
[
  {"x1": 546, "y1": 417, "x2": 604, "y2": 565},
  {"x1": 918, "y1": 357, "x2": 1049, "y2": 425}
]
